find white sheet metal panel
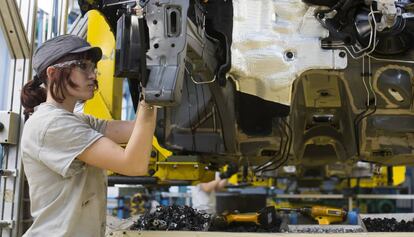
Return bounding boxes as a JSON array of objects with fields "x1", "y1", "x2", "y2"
[{"x1": 229, "y1": 0, "x2": 347, "y2": 106}]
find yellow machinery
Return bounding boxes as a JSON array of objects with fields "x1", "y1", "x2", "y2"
[{"x1": 347, "y1": 166, "x2": 406, "y2": 188}]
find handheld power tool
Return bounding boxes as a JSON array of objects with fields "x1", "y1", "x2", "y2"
[
  {"x1": 278, "y1": 205, "x2": 347, "y2": 225},
  {"x1": 212, "y1": 206, "x2": 278, "y2": 228}
]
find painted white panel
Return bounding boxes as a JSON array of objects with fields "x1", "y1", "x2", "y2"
[{"x1": 230, "y1": 0, "x2": 348, "y2": 105}]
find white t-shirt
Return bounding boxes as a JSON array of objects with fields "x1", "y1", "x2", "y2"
[
  {"x1": 191, "y1": 184, "x2": 216, "y2": 214},
  {"x1": 21, "y1": 103, "x2": 108, "y2": 237}
]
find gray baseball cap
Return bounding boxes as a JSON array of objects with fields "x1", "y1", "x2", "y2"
[{"x1": 32, "y1": 34, "x2": 102, "y2": 76}]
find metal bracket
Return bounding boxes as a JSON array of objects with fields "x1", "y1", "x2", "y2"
[
  {"x1": 143, "y1": 0, "x2": 189, "y2": 106},
  {"x1": 0, "y1": 169, "x2": 17, "y2": 178},
  {"x1": 0, "y1": 111, "x2": 20, "y2": 145},
  {"x1": 154, "y1": 156, "x2": 215, "y2": 182},
  {"x1": 0, "y1": 220, "x2": 14, "y2": 229}
]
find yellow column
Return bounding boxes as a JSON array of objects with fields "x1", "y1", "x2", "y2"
[{"x1": 84, "y1": 10, "x2": 122, "y2": 120}]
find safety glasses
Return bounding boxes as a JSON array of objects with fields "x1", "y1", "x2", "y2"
[{"x1": 51, "y1": 60, "x2": 98, "y2": 75}]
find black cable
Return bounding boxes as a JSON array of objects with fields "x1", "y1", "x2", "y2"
[
  {"x1": 353, "y1": 105, "x2": 370, "y2": 156},
  {"x1": 254, "y1": 120, "x2": 284, "y2": 173},
  {"x1": 273, "y1": 121, "x2": 292, "y2": 170},
  {"x1": 261, "y1": 119, "x2": 293, "y2": 172},
  {"x1": 358, "y1": 106, "x2": 376, "y2": 123},
  {"x1": 260, "y1": 118, "x2": 293, "y2": 173},
  {"x1": 255, "y1": 119, "x2": 287, "y2": 172},
  {"x1": 353, "y1": 59, "x2": 371, "y2": 156},
  {"x1": 354, "y1": 58, "x2": 377, "y2": 156},
  {"x1": 355, "y1": 105, "x2": 377, "y2": 144}
]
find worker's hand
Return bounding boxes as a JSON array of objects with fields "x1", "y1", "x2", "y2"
[{"x1": 219, "y1": 163, "x2": 239, "y2": 179}]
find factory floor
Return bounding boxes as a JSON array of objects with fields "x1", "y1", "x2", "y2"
[{"x1": 108, "y1": 231, "x2": 414, "y2": 237}]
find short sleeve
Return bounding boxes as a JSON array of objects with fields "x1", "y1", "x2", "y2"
[
  {"x1": 39, "y1": 114, "x2": 104, "y2": 177},
  {"x1": 75, "y1": 113, "x2": 108, "y2": 134}
]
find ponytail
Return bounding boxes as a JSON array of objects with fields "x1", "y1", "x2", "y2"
[{"x1": 21, "y1": 75, "x2": 47, "y2": 119}]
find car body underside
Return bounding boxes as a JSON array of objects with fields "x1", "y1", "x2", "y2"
[{"x1": 79, "y1": 0, "x2": 414, "y2": 179}]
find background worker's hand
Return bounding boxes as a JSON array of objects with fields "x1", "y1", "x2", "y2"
[{"x1": 219, "y1": 163, "x2": 239, "y2": 179}]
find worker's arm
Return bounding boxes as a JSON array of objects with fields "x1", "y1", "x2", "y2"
[
  {"x1": 217, "y1": 179, "x2": 228, "y2": 190},
  {"x1": 77, "y1": 101, "x2": 156, "y2": 176},
  {"x1": 104, "y1": 120, "x2": 134, "y2": 144},
  {"x1": 200, "y1": 178, "x2": 228, "y2": 193},
  {"x1": 200, "y1": 179, "x2": 221, "y2": 193}
]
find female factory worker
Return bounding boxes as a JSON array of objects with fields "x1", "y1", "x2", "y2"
[{"x1": 20, "y1": 35, "x2": 156, "y2": 236}]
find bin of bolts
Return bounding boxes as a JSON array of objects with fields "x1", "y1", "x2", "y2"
[
  {"x1": 131, "y1": 205, "x2": 211, "y2": 231},
  {"x1": 131, "y1": 205, "x2": 282, "y2": 232},
  {"x1": 363, "y1": 217, "x2": 414, "y2": 232}
]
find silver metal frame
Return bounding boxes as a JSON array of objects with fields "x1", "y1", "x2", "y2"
[
  {"x1": 57, "y1": 0, "x2": 69, "y2": 35},
  {"x1": 274, "y1": 193, "x2": 414, "y2": 200},
  {"x1": 68, "y1": 13, "x2": 88, "y2": 37},
  {"x1": 0, "y1": 0, "x2": 37, "y2": 236}
]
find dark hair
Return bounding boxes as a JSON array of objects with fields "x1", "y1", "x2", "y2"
[{"x1": 21, "y1": 51, "x2": 98, "y2": 118}]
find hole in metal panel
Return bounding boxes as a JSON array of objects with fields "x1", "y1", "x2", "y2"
[{"x1": 166, "y1": 7, "x2": 181, "y2": 37}]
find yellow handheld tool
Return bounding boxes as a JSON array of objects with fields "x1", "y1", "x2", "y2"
[
  {"x1": 279, "y1": 206, "x2": 347, "y2": 225},
  {"x1": 213, "y1": 206, "x2": 277, "y2": 228}
]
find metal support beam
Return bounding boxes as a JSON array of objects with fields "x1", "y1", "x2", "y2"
[
  {"x1": 274, "y1": 194, "x2": 345, "y2": 199},
  {"x1": 356, "y1": 194, "x2": 414, "y2": 200},
  {"x1": 68, "y1": 14, "x2": 88, "y2": 37},
  {"x1": 58, "y1": 0, "x2": 69, "y2": 35},
  {"x1": 273, "y1": 193, "x2": 414, "y2": 212},
  {"x1": 273, "y1": 194, "x2": 414, "y2": 200},
  {"x1": 0, "y1": 0, "x2": 30, "y2": 59}
]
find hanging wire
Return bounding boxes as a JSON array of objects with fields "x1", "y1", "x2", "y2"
[
  {"x1": 184, "y1": 59, "x2": 216, "y2": 85},
  {"x1": 320, "y1": 4, "x2": 380, "y2": 59},
  {"x1": 260, "y1": 118, "x2": 293, "y2": 173},
  {"x1": 255, "y1": 118, "x2": 292, "y2": 174},
  {"x1": 319, "y1": 4, "x2": 381, "y2": 156},
  {"x1": 353, "y1": 56, "x2": 370, "y2": 155},
  {"x1": 254, "y1": 120, "x2": 285, "y2": 173},
  {"x1": 354, "y1": 55, "x2": 377, "y2": 156},
  {"x1": 367, "y1": 55, "x2": 414, "y2": 64},
  {"x1": 356, "y1": 56, "x2": 377, "y2": 129}
]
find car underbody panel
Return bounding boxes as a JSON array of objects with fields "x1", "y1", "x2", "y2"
[{"x1": 79, "y1": 0, "x2": 414, "y2": 179}]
